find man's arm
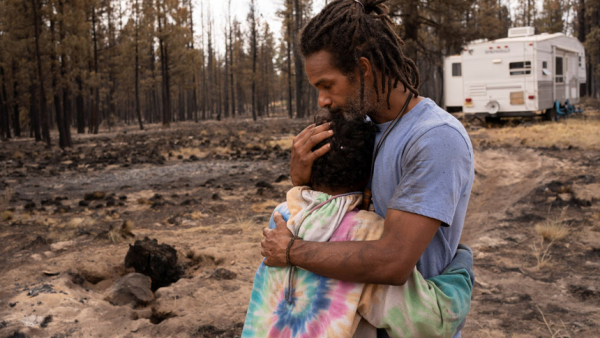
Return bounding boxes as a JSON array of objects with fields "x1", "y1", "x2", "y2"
[{"x1": 261, "y1": 208, "x2": 440, "y2": 286}]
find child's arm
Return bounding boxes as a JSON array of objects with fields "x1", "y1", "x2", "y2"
[{"x1": 357, "y1": 244, "x2": 473, "y2": 338}]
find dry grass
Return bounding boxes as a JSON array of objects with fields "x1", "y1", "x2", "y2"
[
  {"x1": 535, "y1": 222, "x2": 569, "y2": 242},
  {"x1": 137, "y1": 198, "x2": 153, "y2": 205},
  {"x1": 168, "y1": 147, "x2": 208, "y2": 160},
  {"x1": 536, "y1": 305, "x2": 569, "y2": 338},
  {"x1": 1, "y1": 210, "x2": 14, "y2": 222},
  {"x1": 532, "y1": 207, "x2": 571, "y2": 270},
  {"x1": 231, "y1": 215, "x2": 261, "y2": 233},
  {"x1": 64, "y1": 217, "x2": 94, "y2": 229},
  {"x1": 1, "y1": 188, "x2": 13, "y2": 209},
  {"x1": 470, "y1": 113, "x2": 600, "y2": 150},
  {"x1": 267, "y1": 134, "x2": 295, "y2": 150},
  {"x1": 189, "y1": 211, "x2": 209, "y2": 220},
  {"x1": 251, "y1": 200, "x2": 280, "y2": 213},
  {"x1": 108, "y1": 220, "x2": 134, "y2": 243}
]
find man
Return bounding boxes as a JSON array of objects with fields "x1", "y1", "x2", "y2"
[{"x1": 261, "y1": 0, "x2": 474, "y2": 337}]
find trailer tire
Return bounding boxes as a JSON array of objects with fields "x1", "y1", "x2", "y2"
[{"x1": 544, "y1": 107, "x2": 557, "y2": 122}]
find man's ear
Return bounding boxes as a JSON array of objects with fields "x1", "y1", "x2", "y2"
[{"x1": 358, "y1": 57, "x2": 372, "y2": 80}]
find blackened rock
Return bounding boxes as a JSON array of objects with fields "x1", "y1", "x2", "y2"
[
  {"x1": 78, "y1": 200, "x2": 89, "y2": 207},
  {"x1": 84, "y1": 191, "x2": 105, "y2": 201},
  {"x1": 7, "y1": 332, "x2": 29, "y2": 338},
  {"x1": 275, "y1": 175, "x2": 288, "y2": 183},
  {"x1": 180, "y1": 199, "x2": 197, "y2": 206},
  {"x1": 125, "y1": 237, "x2": 181, "y2": 291},
  {"x1": 24, "y1": 202, "x2": 36, "y2": 210},
  {"x1": 255, "y1": 181, "x2": 273, "y2": 189},
  {"x1": 40, "y1": 315, "x2": 52, "y2": 328}
]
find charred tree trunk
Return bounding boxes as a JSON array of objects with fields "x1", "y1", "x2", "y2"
[
  {"x1": 32, "y1": 0, "x2": 51, "y2": 146},
  {"x1": 223, "y1": 38, "x2": 229, "y2": 119},
  {"x1": 249, "y1": 0, "x2": 257, "y2": 121},
  {"x1": 157, "y1": 0, "x2": 171, "y2": 127},
  {"x1": 76, "y1": 76, "x2": 85, "y2": 133},
  {"x1": 50, "y1": 17, "x2": 67, "y2": 148},
  {"x1": 188, "y1": 0, "x2": 198, "y2": 122},
  {"x1": 0, "y1": 69, "x2": 9, "y2": 141},
  {"x1": 90, "y1": 5, "x2": 100, "y2": 134},
  {"x1": 293, "y1": 0, "x2": 305, "y2": 119},
  {"x1": 229, "y1": 27, "x2": 235, "y2": 118},
  {"x1": 12, "y1": 66, "x2": 20, "y2": 137},
  {"x1": 134, "y1": 0, "x2": 144, "y2": 130},
  {"x1": 178, "y1": 89, "x2": 185, "y2": 121},
  {"x1": 30, "y1": 85, "x2": 41, "y2": 141},
  {"x1": 59, "y1": 0, "x2": 72, "y2": 147},
  {"x1": 287, "y1": 10, "x2": 293, "y2": 118}
]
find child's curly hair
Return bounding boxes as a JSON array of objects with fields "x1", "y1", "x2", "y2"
[{"x1": 311, "y1": 113, "x2": 377, "y2": 191}]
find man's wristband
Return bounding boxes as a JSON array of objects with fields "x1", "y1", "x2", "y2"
[{"x1": 286, "y1": 236, "x2": 301, "y2": 266}]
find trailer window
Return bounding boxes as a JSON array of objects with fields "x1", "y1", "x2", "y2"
[
  {"x1": 555, "y1": 57, "x2": 563, "y2": 83},
  {"x1": 509, "y1": 61, "x2": 531, "y2": 75},
  {"x1": 452, "y1": 63, "x2": 461, "y2": 77}
]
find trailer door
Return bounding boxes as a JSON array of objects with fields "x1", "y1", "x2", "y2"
[{"x1": 444, "y1": 56, "x2": 463, "y2": 111}]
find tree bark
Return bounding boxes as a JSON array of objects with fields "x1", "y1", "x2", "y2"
[
  {"x1": 134, "y1": 0, "x2": 144, "y2": 130},
  {"x1": 12, "y1": 63, "x2": 20, "y2": 137},
  {"x1": 0, "y1": 67, "x2": 10, "y2": 141},
  {"x1": 90, "y1": 4, "x2": 100, "y2": 134},
  {"x1": 76, "y1": 76, "x2": 85, "y2": 133},
  {"x1": 287, "y1": 4, "x2": 293, "y2": 118},
  {"x1": 32, "y1": 0, "x2": 51, "y2": 146},
  {"x1": 229, "y1": 22, "x2": 235, "y2": 118},
  {"x1": 293, "y1": 0, "x2": 305, "y2": 118},
  {"x1": 30, "y1": 85, "x2": 41, "y2": 141}
]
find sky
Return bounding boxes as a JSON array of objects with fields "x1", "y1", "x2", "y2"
[
  {"x1": 192, "y1": 0, "x2": 567, "y2": 54},
  {"x1": 197, "y1": 0, "x2": 327, "y2": 52}
]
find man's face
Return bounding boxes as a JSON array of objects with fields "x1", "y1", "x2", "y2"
[{"x1": 305, "y1": 50, "x2": 382, "y2": 120}]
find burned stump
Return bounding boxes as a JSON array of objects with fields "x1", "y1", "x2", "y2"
[{"x1": 124, "y1": 237, "x2": 181, "y2": 291}]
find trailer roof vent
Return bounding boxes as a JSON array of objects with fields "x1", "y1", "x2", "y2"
[{"x1": 508, "y1": 27, "x2": 535, "y2": 38}]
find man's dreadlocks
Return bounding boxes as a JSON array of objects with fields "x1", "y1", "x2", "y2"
[{"x1": 299, "y1": 0, "x2": 420, "y2": 109}]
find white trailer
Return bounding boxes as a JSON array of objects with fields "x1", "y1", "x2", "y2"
[{"x1": 444, "y1": 27, "x2": 586, "y2": 120}]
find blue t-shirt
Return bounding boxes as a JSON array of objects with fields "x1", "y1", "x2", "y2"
[
  {"x1": 370, "y1": 98, "x2": 474, "y2": 279},
  {"x1": 371, "y1": 98, "x2": 473, "y2": 338}
]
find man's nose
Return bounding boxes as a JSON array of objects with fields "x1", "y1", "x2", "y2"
[{"x1": 318, "y1": 92, "x2": 332, "y2": 108}]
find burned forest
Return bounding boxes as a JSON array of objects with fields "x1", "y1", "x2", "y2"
[{"x1": 2, "y1": 0, "x2": 600, "y2": 337}]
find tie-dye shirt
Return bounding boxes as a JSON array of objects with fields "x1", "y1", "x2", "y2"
[{"x1": 242, "y1": 187, "x2": 472, "y2": 338}]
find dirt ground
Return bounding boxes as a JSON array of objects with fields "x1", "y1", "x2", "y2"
[{"x1": 1, "y1": 110, "x2": 599, "y2": 338}]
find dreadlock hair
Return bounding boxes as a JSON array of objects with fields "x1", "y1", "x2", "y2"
[
  {"x1": 300, "y1": 0, "x2": 420, "y2": 109},
  {"x1": 310, "y1": 113, "x2": 377, "y2": 192}
]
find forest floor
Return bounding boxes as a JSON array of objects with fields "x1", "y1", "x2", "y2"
[{"x1": 0, "y1": 110, "x2": 599, "y2": 338}]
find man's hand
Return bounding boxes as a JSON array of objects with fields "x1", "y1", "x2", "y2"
[
  {"x1": 261, "y1": 212, "x2": 294, "y2": 267},
  {"x1": 290, "y1": 123, "x2": 333, "y2": 186}
]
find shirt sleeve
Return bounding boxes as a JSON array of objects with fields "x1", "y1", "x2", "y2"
[{"x1": 388, "y1": 124, "x2": 473, "y2": 226}]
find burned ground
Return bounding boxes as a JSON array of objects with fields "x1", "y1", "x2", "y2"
[{"x1": 1, "y1": 114, "x2": 600, "y2": 338}]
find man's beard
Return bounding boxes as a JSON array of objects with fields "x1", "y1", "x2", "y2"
[{"x1": 330, "y1": 82, "x2": 386, "y2": 121}]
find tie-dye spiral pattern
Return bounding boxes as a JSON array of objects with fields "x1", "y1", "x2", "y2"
[{"x1": 242, "y1": 187, "x2": 473, "y2": 338}]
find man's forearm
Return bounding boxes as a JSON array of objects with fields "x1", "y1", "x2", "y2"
[{"x1": 290, "y1": 238, "x2": 412, "y2": 285}]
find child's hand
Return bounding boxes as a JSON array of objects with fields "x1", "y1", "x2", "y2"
[{"x1": 261, "y1": 212, "x2": 295, "y2": 267}]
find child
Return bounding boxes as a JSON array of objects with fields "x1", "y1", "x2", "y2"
[{"x1": 242, "y1": 115, "x2": 473, "y2": 338}]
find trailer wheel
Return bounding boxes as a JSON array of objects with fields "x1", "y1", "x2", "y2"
[{"x1": 544, "y1": 107, "x2": 557, "y2": 122}]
